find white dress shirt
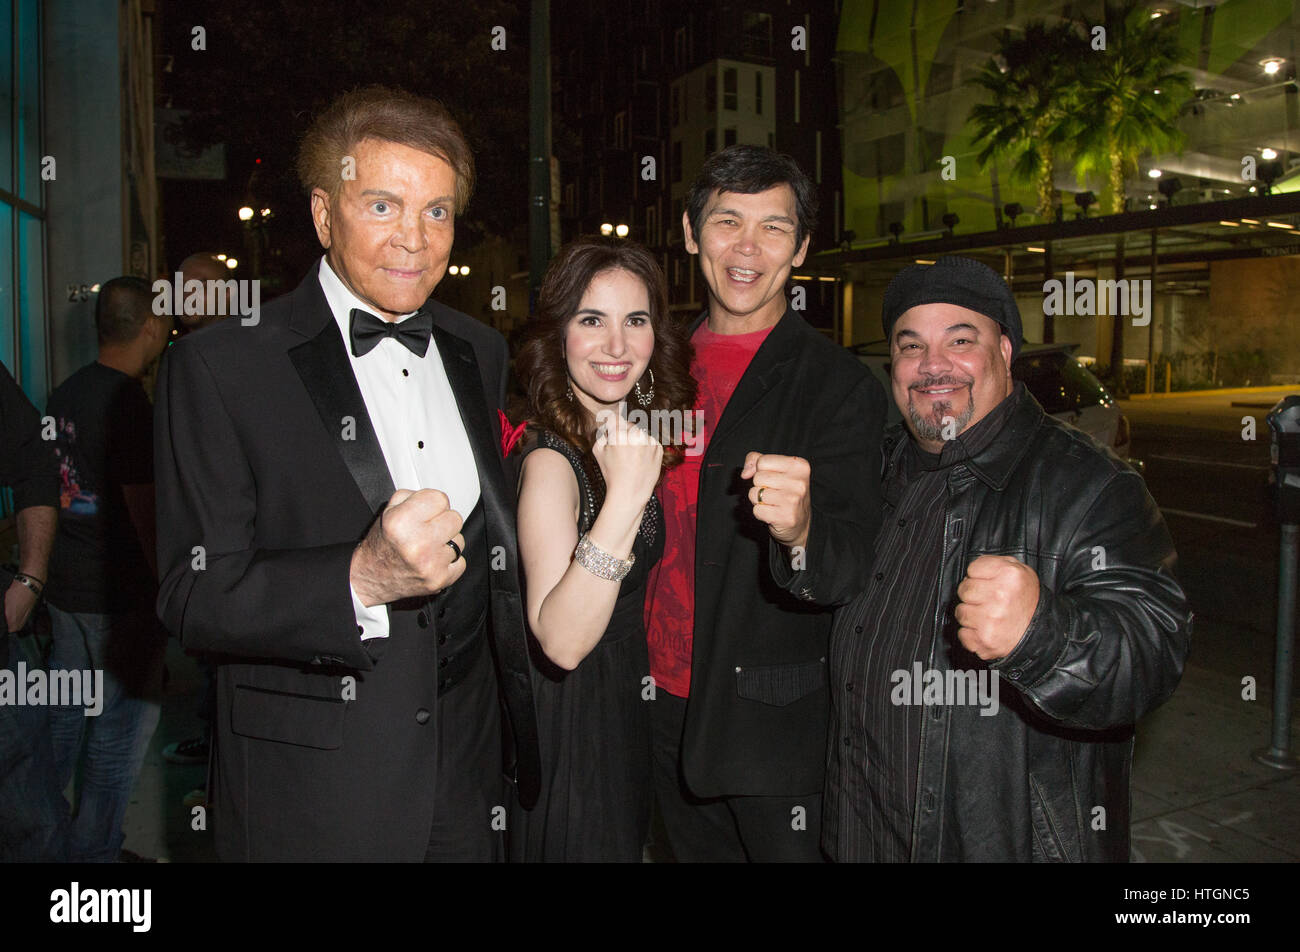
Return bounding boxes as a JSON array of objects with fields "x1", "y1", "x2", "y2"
[{"x1": 317, "y1": 257, "x2": 481, "y2": 640}]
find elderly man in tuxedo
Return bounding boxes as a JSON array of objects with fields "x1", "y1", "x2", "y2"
[{"x1": 155, "y1": 86, "x2": 539, "y2": 862}]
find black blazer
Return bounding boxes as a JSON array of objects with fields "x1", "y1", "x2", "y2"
[
  {"x1": 154, "y1": 268, "x2": 539, "y2": 861},
  {"x1": 678, "y1": 306, "x2": 886, "y2": 798}
]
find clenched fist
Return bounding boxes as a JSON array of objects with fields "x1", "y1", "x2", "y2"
[
  {"x1": 350, "y1": 488, "x2": 467, "y2": 607},
  {"x1": 593, "y1": 408, "x2": 663, "y2": 511},
  {"x1": 954, "y1": 555, "x2": 1040, "y2": 661},
  {"x1": 741, "y1": 452, "x2": 811, "y2": 551}
]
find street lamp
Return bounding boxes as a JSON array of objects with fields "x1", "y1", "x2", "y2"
[
  {"x1": 615, "y1": 224, "x2": 629, "y2": 238},
  {"x1": 600, "y1": 223, "x2": 614, "y2": 236},
  {"x1": 238, "y1": 206, "x2": 254, "y2": 221},
  {"x1": 449, "y1": 266, "x2": 460, "y2": 275},
  {"x1": 226, "y1": 258, "x2": 238, "y2": 270},
  {"x1": 460, "y1": 265, "x2": 470, "y2": 276}
]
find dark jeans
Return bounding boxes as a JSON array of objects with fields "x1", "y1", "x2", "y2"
[
  {"x1": 649, "y1": 689, "x2": 826, "y2": 862},
  {"x1": 0, "y1": 630, "x2": 71, "y2": 861},
  {"x1": 47, "y1": 606, "x2": 164, "y2": 862}
]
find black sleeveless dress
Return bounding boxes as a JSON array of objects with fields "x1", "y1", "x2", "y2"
[{"x1": 511, "y1": 429, "x2": 664, "y2": 862}]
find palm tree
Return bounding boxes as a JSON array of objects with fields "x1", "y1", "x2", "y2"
[
  {"x1": 1070, "y1": 1, "x2": 1192, "y2": 215},
  {"x1": 969, "y1": 21, "x2": 1089, "y2": 222},
  {"x1": 1070, "y1": 1, "x2": 1192, "y2": 392}
]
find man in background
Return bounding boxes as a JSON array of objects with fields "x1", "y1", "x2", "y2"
[
  {"x1": 0, "y1": 360, "x2": 65, "y2": 861},
  {"x1": 44, "y1": 276, "x2": 171, "y2": 862}
]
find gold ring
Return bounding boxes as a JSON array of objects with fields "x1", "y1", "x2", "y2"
[{"x1": 757, "y1": 487, "x2": 765, "y2": 504}]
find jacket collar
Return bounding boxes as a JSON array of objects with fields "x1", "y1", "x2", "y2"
[
  {"x1": 689, "y1": 304, "x2": 805, "y2": 451},
  {"x1": 884, "y1": 384, "x2": 1046, "y2": 492},
  {"x1": 961, "y1": 384, "x2": 1044, "y2": 490}
]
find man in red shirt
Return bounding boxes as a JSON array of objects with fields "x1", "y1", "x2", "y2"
[{"x1": 644, "y1": 146, "x2": 886, "y2": 861}]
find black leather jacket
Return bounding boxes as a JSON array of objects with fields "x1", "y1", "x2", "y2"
[{"x1": 844, "y1": 387, "x2": 1190, "y2": 861}]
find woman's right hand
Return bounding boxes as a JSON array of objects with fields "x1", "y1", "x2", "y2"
[{"x1": 592, "y1": 409, "x2": 663, "y2": 508}]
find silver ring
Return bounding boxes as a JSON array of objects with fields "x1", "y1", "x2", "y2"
[{"x1": 446, "y1": 539, "x2": 462, "y2": 562}]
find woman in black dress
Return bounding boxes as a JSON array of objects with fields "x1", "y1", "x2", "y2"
[{"x1": 510, "y1": 238, "x2": 695, "y2": 861}]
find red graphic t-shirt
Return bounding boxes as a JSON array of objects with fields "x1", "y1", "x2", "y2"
[{"x1": 644, "y1": 320, "x2": 775, "y2": 697}]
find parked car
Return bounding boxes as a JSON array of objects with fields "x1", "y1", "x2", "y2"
[{"x1": 850, "y1": 340, "x2": 1139, "y2": 467}]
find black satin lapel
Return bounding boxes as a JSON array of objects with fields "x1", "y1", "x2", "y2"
[
  {"x1": 288, "y1": 319, "x2": 395, "y2": 514},
  {"x1": 430, "y1": 324, "x2": 510, "y2": 521}
]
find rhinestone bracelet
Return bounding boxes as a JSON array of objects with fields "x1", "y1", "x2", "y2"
[{"x1": 573, "y1": 533, "x2": 635, "y2": 582}]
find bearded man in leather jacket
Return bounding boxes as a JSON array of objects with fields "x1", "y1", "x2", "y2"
[{"x1": 819, "y1": 256, "x2": 1190, "y2": 862}]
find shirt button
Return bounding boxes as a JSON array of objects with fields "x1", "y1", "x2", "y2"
[
  {"x1": 843, "y1": 735, "x2": 852, "y2": 746},
  {"x1": 402, "y1": 369, "x2": 409, "y2": 377},
  {"x1": 845, "y1": 681, "x2": 854, "y2": 693},
  {"x1": 417, "y1": 611, "x2": 429, "y2": 628},
  {"x1": 855, "y1": 625, "x2": 863, "y2": 634},
  {"x1": 874, "y1": 572, "x2": 884, "y2": 582},
  {"x1": 417, "y1": 440, "x2": 425, "y2": 449},
  {"x1": 415, "y1": 708, "x2": 430, "y2": 724},
  {"x1": 898, "y1": 519, "x2": 906, "y2": 527},
  {"x1": 356, "y1": 625, "x2": 364, "y2": 636},
  {"x1": 438, "y1": 605, "x2": 447, "y2": 620},
  {"x1": 1007, "y1": 668, "x2": 1022, "y2": 681},
  {"x1": 440, "y1": 656, "x2": 451, "y2": 668},
  {"x1": 438, "y1": 633, "x2": 448, "y2": 646}
]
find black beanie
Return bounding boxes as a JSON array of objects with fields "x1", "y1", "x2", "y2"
[{"x1": 881, "y1": 256, "x2": 1023, "y2": 361}]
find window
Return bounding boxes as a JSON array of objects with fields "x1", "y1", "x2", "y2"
[
  {"x1": 671, "y1": 85, "x2": 680, "y2": 128},
  {"x1": 1, "y1": 0, "x2": 47, "y2": 407},
  {"x1": 724, "y1": 128, "x2": 737, "y2": 147},
  {"x1": 768, "y1": 132, "x2": 774, "y2": 148},
  {"x1": 705, "y1": 128, "x2": 716, "y2": 155},
  {"x1": 755, "y1": 71, "x2": 763, "y2": 115},
  {"x1": 672, "y1": 140, "x2": 683, "y2": 183},
  {"x1": 674, "y1": 27, "x2": 687, "y2": 66},
  {"x1": 741, "y1": 12, "x2": 773, "y2": 58},
  {"x1": 723, "y1": 67, "x2": 738, "y2": 110},
  {"x1": 645, "y1": 204, "x2": 658, "y2": 246},
  {"x1": 563, "y1": 182, "x2": 576, "y2": 215},
  {"x1": 613, "y1": 111, "x2": 627, "y2": 149},
  {"x1": 705, "y1": 68, "x2": 716, "y2": 112}
]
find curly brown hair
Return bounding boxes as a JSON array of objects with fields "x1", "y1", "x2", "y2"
[{"x1": 513, "y1": 238, "x2": 696, "y2": 474}]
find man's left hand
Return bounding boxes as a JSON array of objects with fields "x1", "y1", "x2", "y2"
[
  {"x1": 955, "y1": 555, "x2": 1040, "y2": 660},
  {"x1": 741, "y1": 452, "x2": 811, "y2": 551},
  {"x1": 4, "y1": 580, "x2": 37, "y2": 634}
]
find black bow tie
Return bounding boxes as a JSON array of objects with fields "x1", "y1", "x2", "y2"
[{"x1": 349, "y1": 307, "x2": 434, "y2": 358}]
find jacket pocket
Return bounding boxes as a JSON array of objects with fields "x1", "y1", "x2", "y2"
[
  {"x1": 735, "y1": 658, "x2": 826, "y2": 707},
  {"x1": 231, "y1": 684, "x2": 346, "y2": 750},
  {"x1": 1027, "y1": 772, "x2": 1071, "y2": 862}
]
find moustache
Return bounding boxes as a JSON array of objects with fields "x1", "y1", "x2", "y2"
[{"x1": 909, "y1": 377, "x2": 972, "y2": 391}]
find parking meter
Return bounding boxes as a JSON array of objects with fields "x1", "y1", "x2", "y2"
[
  {"x1": 1255, "y1": 394, "x2": 1300, "y2": 770},
  {"x1": 1268, "y1": 395, "x2": 1300, "y2": 523}
]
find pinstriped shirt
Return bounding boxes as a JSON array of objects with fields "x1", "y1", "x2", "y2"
[{"x1": 823, "y1": 385, "x2": 1023, "y2": 862}]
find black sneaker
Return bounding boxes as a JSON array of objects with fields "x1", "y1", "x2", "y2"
[{"x1": 162, "y1": 736, "x2": 209, "y2": 765}]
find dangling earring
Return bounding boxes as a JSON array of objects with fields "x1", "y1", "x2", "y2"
[
  {"x1": 565, "y1": 379, "x2": 576, "y2": 402},
  {"x1": 634, "y1": 368, "x2": 655, "y2": 407}
]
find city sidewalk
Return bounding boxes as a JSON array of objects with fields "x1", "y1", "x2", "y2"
[{"x1": 120, "y1": 622, "x2": 1299, "y2": 863}]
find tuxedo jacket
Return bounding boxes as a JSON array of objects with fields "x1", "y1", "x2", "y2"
[
  {"x1": 677, "y1": 307, "x2": 886, "y2": 798},
  {"x1": 154, "y1": 269, "x2": 539, "y2": 861}
]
